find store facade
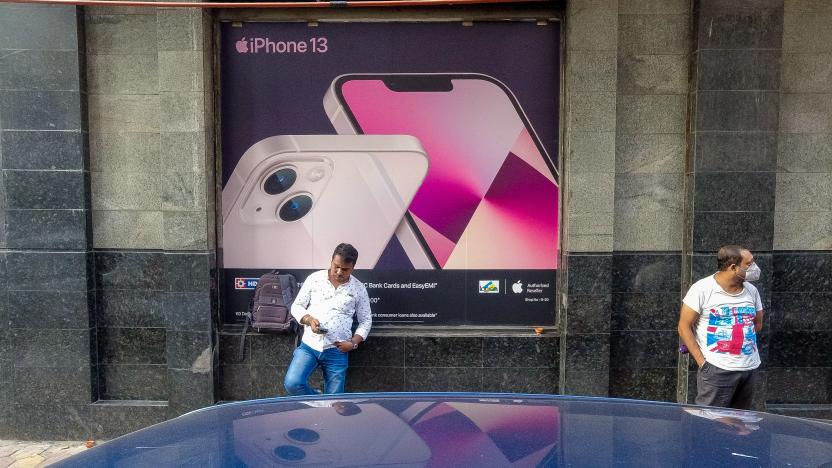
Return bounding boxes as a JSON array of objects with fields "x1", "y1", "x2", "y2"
[{"x1": 0, "y1": 0, "x2": 830, "y2": 439}]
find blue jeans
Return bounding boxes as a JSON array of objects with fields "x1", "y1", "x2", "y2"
[{"x1": 284, "y1": 342, "x2": 349, "y2": 395}]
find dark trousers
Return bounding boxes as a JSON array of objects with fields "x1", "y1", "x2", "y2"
[{"x1": 695, "y1": 361, "x2": 757, "y2": 409}]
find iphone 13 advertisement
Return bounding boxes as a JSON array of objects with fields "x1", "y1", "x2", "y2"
[{"x1": 220, "y1": 21, "x2": 560, "y2": 326}]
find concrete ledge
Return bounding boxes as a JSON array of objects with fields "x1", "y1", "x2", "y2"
[
  {"x1": 766, "y1": 404, "x2": 832, "y2": 421},
  {"x1": 91, "y1": 400, "x2": 167, "y2": 407},
  {"x1": 219, "y1": 324, "x2": 559, "y2": 338}
]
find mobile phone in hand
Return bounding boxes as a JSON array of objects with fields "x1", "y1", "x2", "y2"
[{"x1": 315, "y1": 326, "x2": 328, "y2": 334}]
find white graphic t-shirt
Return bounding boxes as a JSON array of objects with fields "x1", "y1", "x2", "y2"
[{"x1": 682, "y1": 275, "x2": 762, "y2": 371}]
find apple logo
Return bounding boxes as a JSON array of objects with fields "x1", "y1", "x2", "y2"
[
  {"x1": 236, "y1": 38, "x2": 249, "y2": 54},
  {"x1": 512, "y1": 281, "x2": 523, "y2": 294}
]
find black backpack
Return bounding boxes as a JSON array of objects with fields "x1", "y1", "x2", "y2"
[{"x1": 238, "y1": 270, "x2": 299, "y2": 361}]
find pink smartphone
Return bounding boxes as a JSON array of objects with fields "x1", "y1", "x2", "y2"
[
  {"x1": 324, "y1": 73, "x2": 560, "y2": 270},
  {"x1": 222, "y1": 135, "x2": 428, "y2": 269},
  {"x1": 233, "y1": 403, "x2": 431, "y2": 466}
]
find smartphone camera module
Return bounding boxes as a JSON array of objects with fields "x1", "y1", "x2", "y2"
[
  {"x1": 278, "y1": 194, "x2": 313, "y2": 222},
  {"x1": 306, "y1": 165, "x2": 326, "y2": 182},
  {"x1": 263, "y1": 167, "x2": 297, "y2": 195},
  {"x1": 286, "y1": 428, "x2": 320, "y2": 444},
  {"x1": 274, "y1": 445, "x2": 306, "y2": 462}
]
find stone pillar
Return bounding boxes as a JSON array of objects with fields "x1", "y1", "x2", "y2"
[
  {"x1": 0, "y1": 4, "x2": 96, "y2": 439},
  {"x1": 610, "y1": 0, "x2": 689, "y2": 402},
  {"x1": 767, "y1": 0, "x2": 832, "y2": 418},
  {"x1": 683, "y1": 0, "x2": 784, "y2": 408},
  {"x1": 1, "y1": 3, "x2": 216, "y2": 440},
  {"x1": 85, "y1": 4, "x2": 216, "y2": 430},
  {"x1": 561, "y1": 0, "x2": 618, "y2": 396}
]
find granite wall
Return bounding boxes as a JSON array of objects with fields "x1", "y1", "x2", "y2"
[
  {"x1": 84, "y1": 3, "x2": 217, "y2": 427},
  {"x1": 0, "y1": 3, "x2": 98, "y2": 439},
  {"x1": 561, "y1": 0, "x2": 689, "y2": 400},
  {"x1": 1, "y1": 0, "x2": 831, "y2": 440},
  {"x1": 0, "y1": 3, "x2": 216, "y2": 439},
  {"x1": 682, "y1": 0, "x2": 783, "y2": 411},
  {"x1": 560, "y1": 0, "x2": 618, "y2": 397},
  {"x1": 610, "y1": 0, "x2": 688, "y2": 402},
  {"x1": 220, "y1": 333, "x2": 560, "y2": 400},
  {"x1": 767, "y1": 0, "x2": 832, "y2": 419},
  {"x1": 566, "y1": 0, "x2": 831, "y2": 420}
]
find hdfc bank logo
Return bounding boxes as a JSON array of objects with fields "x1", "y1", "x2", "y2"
[
  {"x1": 234, "y1": 36, "x2": 328, "y2": 55},
  {"x1": 235, "y1": 278, "x2": 259, "y2": 290}
]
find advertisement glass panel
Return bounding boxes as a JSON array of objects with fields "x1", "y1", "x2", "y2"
[{"x1": 220, "y1": 21, "x2": 560, "y2": 326}]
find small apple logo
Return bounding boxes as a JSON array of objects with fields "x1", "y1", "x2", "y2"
[
  {"x1": 236, "y1": 38, "x2": 249, "y2": 54},
  {"x1": 512, "y1": 281, "x2": 523, "y2": 294}
]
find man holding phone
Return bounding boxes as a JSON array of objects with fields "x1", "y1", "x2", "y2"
[{"x1": 284, "y1": 243, "x2": 372, "y2": 395}]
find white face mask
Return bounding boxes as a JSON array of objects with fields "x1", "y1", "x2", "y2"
[{"x1": 740, "y1": 263, "x2": 761, "y2": 282}]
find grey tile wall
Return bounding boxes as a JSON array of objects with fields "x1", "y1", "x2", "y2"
[
  {"x1": 603, "y1": 1, "x2": 690, "y2": 405},
  {"x1": 609, "y1": 368, "x2": 677, "y2": 402},
  {"x1": 561, "y1": 0, "x2": 622, "y2": 398},
  {"x1": 564, "y1": 0, "x2": 618, "y2": 253},
  {"x1": 218, "y1": 332, "x2": 559, "y2": 400},
  {"x1": 0, "y1": 131, "x2": 85, "y2": 170},
  {"x1": 766, "y1": 252, "x2": 832, "y2": 405},
  {"x1": 609, "y1": 253, "x2": 680, "y2": 402},
  {"x1": 0, "y1": 2, "x2": 220, "y2": 440},
  {"x1": 94, "y1": 251, "x2": 168, "y2": 402},
  {"x1": 10, "y1": 404, "x2": 91, "y2": 440},
  {"x1": 0, "y1": 3, "x2": 99, "y2": 440},
  {"x1": 90, "y1": 402, "x2": 168, "y2": 439},
  {"x1": 86, "y1": 7, "x2": 212, "y2": 251},
  {"x1": 567, "y1": 295, "x2": 612, "y2": 334},
  {"x1": 614, "y1": 4, "x2": 687, "y2": 252},
  {"x1": 562, "y1": 253, "x2": 612, "y2": 396},
  {"x1": 696, "y1": 0, "x2": 784, "y2": 49},
  {"x1": 694, "y1": 133, "x2": 779, "y2": 173},
  {"x1": 691, "y1": 211, "x2": 775, "y2": 252},
  {"x1": 777, "y1": 1, "x2": 832, "y2": 251},
  {"x1": 0, "y1": 3, "x2": 91, "y2": 257},
  {"x1": 99, "y1": 365, "x2": 168, "y2": 400},
  {"x1": 682, "y1": 0, "x2": 785, "y2": 410},
  {"x1": 0, "y1": 253, "x2": 9, "y2": 437},
  {"x1": 688, "y1": 0, "x2": 782, "y2": 251},
  {"x1": 168, "y1": 368, "x2": 213, "y2": 415},
  {"x1": 93, "y1": 250, "x2": 216, "y2": 411}
]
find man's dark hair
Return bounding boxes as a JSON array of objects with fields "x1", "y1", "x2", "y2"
[
  {"x1": 717, "y1": 245, "x2": 745, "y2": 271},
  {"x1": 332, "y1": 243, "x2": 358, "y2": 265}
]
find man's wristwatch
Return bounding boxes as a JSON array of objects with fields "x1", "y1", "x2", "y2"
[{"x1": 351, "y1": 342, "x2": 358, "y2": 350}]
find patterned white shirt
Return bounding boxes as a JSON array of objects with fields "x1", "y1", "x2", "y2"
[{"x1": 290, "y1": 269, "x2": 372, "y2": 352}]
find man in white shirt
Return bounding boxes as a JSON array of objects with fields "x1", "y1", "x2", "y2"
[
  {"x1": 678, "y1": 245, "x2": 764, "y2": 409},
  {"x1": 284, "y1": 243, "x2": 372, "y2": 395}
]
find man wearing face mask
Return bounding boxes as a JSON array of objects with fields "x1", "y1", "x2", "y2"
[{"x1": 678, "y1": 245, "x2": 764, "y2": 409}]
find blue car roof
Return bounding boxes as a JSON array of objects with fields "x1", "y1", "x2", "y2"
[{"x1": 55, "y1": 392, "x2": 832, "y2": 467}]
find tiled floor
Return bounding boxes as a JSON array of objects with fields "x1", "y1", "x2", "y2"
[{"x1": 0, "y1": 440, "x2": 89, "y2": 467}]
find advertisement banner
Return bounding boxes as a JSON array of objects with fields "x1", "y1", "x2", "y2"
[{"x1": 220, "y1": 21, "x2": 560, "y2": 326}]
